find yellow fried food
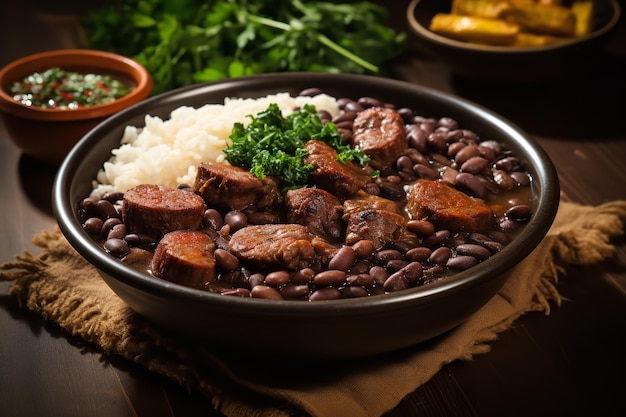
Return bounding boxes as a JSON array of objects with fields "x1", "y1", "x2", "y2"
[
  {"x1": 451, "y1": 0, "x2": 513, "y2": 19},
  {"x1": 513, "y1": 31, "x2": 569, "y2": 46},
  {"x1": 499, "y1": 3, "x2": 577, "y2": 36},
  {"x1": 429, "y1": 13, "x2": 520, "y2": 45},
  {"x1": 571, "y1": 1, "x2": 594, "y2": 36}
]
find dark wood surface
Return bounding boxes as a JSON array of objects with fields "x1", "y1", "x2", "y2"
[{"x1": 1, "y1": 1, "x2": 625, "y2": 416}]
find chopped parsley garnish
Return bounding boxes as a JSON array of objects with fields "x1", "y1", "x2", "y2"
[{"x1": 224, "y1": 103, "x2": 369, "y2": 189}]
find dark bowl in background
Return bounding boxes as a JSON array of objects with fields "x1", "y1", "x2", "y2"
[
  {"x1": 53, "y1": 72, "x2": 560, "y2": 359},
  {"x1": 407, "y1": 0, "x2": 621, "y2": 81}
]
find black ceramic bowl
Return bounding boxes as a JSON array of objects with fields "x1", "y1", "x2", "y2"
[
  {"x1": 407, "y1": 0, "x2": 621, "y2": 81},
  {"x1": 53, "y1": 73, "x2": 559, "y2": 359}
]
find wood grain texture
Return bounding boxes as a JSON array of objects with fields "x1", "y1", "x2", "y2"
[{"x1": 1, "y1": 1, "x2": 625, "y2": 416}]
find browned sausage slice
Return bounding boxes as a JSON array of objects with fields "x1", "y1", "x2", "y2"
[
  {"x1": 152, "y1": 230, "x2": 217, "y2": 289},
  {"x1": 352, "y1": 107, "x2": 407, "y2": 170},
  {"x1": 228, "y1": 224, "x2": 317, "y2": 270},
  {"x1": 122, "y1": 184, "x2": 206, "y2": 236},
  {"x1": 406, "y1": 180, "x2": 495, "y2": 232}
]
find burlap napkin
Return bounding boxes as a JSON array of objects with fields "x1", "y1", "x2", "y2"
[{"x1": 2, "y1": 199, "x2": 625, "y2": 417}]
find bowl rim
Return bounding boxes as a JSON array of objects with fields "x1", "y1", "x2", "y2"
[
  {"x1": 52, "y1": 72, "x2": 560, "y2": 316},
  {"x1": 0, "y1": 49, "x2": 152, "y2": 121},
  {"x1": 406, "y1": 0, "x2": 621, "y2": 54}
]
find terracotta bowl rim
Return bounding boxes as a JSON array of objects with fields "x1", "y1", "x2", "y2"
[{"x1": 0, "y1": 49, "x2": 152, "y2": 121}]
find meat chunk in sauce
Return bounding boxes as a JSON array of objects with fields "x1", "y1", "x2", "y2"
[
  {"x1": 192, "y1": 162, "x2": 282, "y2": 213},
  {"x1": 229, "y1": 224, "x2": 317, "y2": 270},
  {"x1": 352, "y1": 107, "x2": 407, "y2": 170},
  {"x1": 345, "y1": 209, "x2": 405, "y2": 250},
  {"x1": 303, "y1": 140, "x2": 373, "y2": 198},
  {"x1": 152, "y1": 230, "x2": 217, "y2": 289},
  {"x1": 407, "y1": 180, "x2": 495, "y2": 233},
  {"x1": 343, "y1": 190, "x2": 401, "y2": 217},
  {"x1": 122, "y1": 184, "x2": 206, "y2": 236},
  {"x1": 285, "y1": 188, "x2": 344, "y2": 242}
]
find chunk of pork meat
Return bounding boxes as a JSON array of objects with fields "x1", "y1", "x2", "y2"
[
  {"x1": 285, "y1": 188, "x2": 344, "y2": 242},
  {"x1": 303, "y1": 140, "x2": 373, "y2": 198},
  {"x1": 228, "y1": 224, "x2": 317, "y2": 270},
  {"x1": 342, "y1": 190, "x2": 401, "y2": 218},
  {"x1": 352, "y1": 107, "x2": 407, "y2": 170},
  {"x1": 406, "y1": 180, "x2": 495, "y2": 232},
  {"x1": 345, "y1": 209, "x2": 405, "y2": 250},
  {"x1": 192, "y1": 162, "x2": 282, "y2": 213}
]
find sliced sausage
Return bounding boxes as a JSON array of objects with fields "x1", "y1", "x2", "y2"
[
  {"x1": 122, "y1": 184, "x2": 206, "y2": 236},
  {"x1": 406, "y1": 180, "x2": 495, "y2": 232},
  {"x1": 352, "y1": 107, "x2": 407, "y2": 170},
  {"x1": 229, "y1": 224, "x2": 317, "y2": 270},
  {"x1": 152, "y1": 230, "x2": 217, "y2": 289},
  {"x1": 192, "y1": 162, "x2": 282, "y2": 213}
]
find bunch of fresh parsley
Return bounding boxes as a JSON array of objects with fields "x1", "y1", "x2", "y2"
[
  {"x1": 224, "y1": 103, "x2": 370, "y2": 189},
  {"x1": 82, "y1": 0, "x2": 406, "y2": 94}
]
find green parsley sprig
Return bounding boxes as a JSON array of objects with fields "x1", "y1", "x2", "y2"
[
  {"x1": 224, "y1": 103, "x2": 369, "y2": 189},
  {"x1": 82, "y1": 0, "x2": 406, "y2": 94}
]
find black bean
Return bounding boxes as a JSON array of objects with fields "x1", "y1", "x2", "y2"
[
  {"x1": 369, "y1": 265, "x2": 389, "y2": 285},
  {"x1": 104, "y1": 238, "x2": 130, "y2": 257},
  {"x1": 383, "y1": 273, "x2": 409, "y2": 292},
  {"x1": 299, "y1": 87, "x2": 323, "y2": 97},
  {"x1": 438, "y1": 117, "x2": 458, "y2": 130},
  {"x1": 405, "y1": 246, "x2": 432, "y2": 262},
  {"x1": 358, "y1": 96, "x2": 384, "y2": 108},
  {"x1": 83, "y1": 217, "x2": 103, "y2": 235},
  {"x1": 422, "y1": 230, "x2": 450, "y2": 247},
  {"x1": 447, "y1": 141, "x2": 466, "y2": 158},
  {"x1": 100, "y1": 217, "x2": 122, "y2": 235},
  {"x1": 203, "y1": 208, "x2": 223, "y2": 230},
  {"x1": 344, "y1": 101, "x2": 364, "y2": 113},
  {"x1": 264, "y1": 270, "x2": 291, "y2": 287},
  {"x1": 309, "y1": 287, "x2": 342, "y2": 301},
  {"x1": 455, "y1": 243, "x2": 491, "y2": 260},
  {"x1": 427, "y1": 131, "x2": 448, "y2": 151},
  {"x1": 506, "y1": 204, "x2": 532, "y2": 222},
  {"x1": 281, "y1": 284, "x2": 310, "y2": 299},
  {"x1": 386, "y1": 259, "x2": 408, "y2": 272},
  {"x1": 429, "y1": 247, "x2": 452, "y2": 264},
  {"x1": 332, "y1": 110, "x2": 357, "y2": 124},
  {"x1": 346, "y1": 273, "x2": 375, "y2": 287},
  {"x1": 291, "y1": 268, "x2": 315, "y2": 285},
  {"x1": 248, "y1": 273, "x2": 265, "y2": 288},
  {"x1": 313, "y1": 270, "x2": 347, "y2": 287},
  {"x1": 405, "y1": 220, "x2": 436, "y2": 237},
  {"x1": 107, "y1": 223, "x2": 127, "y2": 240},
  {"x1": 391, "y1": 261, "x2": 423, "y2": 284},
  {"x1": 215, "y1": 248, "x2": 240, "y2": 271},
  {"x1": 446, "y1": 255, "x2": 478, "y2": 270},
  {"x1": 460, "y1": 156, "x2": 489, "y2": 174},
  {"x1": 224, "y1": 211, "x2": 247, "y2": 231},
  {"x1": 379, "y1": 181, "x2": 404, "y2": 200},
  {"x1": 349, "y1": 259, "x2": 370, "y2": 274},
  {"x1": 455, "y1": 172, "x2": 486, "y2": 198},
  {"x1": 397, "y1": 107, "x2": 414, "y2": 123},
  {"x1": 413, "y1": 163, "x2": 439, "y2": 180},
  {"x1": 251, "y1": 285, "x2": 283, "y2": 300},
  {"x1": 396, "y1": 155, "x2": 414, "y2": 173},
  {"x1": 342, "y1": 286, "x2": 369, "y2": 298},
  {"x1": 124, "y1": 233, "x2": 158, "y2": 248},
  {"x1": 374, "y1": 249, "x2": 403, "y2": 264},
  {"x1": 352, "y1": 239, "x2": 376, "y2": 259},
  {"x1": 328, "y1": 246, "x2": 356, "y2": 271},
  {"x1": 510, "y1": 171, "x2": 530, "y2": 186},
  {"x1": 95, "y1": 199, "x2": 119, "y2": 219}
]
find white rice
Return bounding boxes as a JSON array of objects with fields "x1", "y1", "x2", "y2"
[{"x1": 91, "y1": 93, "x2": 340, "y2": 197}]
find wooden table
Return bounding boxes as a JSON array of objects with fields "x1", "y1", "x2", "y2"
[{"x1": 1, "y1": 1, "x2": 625, "y2": 416}]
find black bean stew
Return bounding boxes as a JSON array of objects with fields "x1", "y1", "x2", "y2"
[{"x1": 79, "y1": 88, "x2": 533, "y2": 301}]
